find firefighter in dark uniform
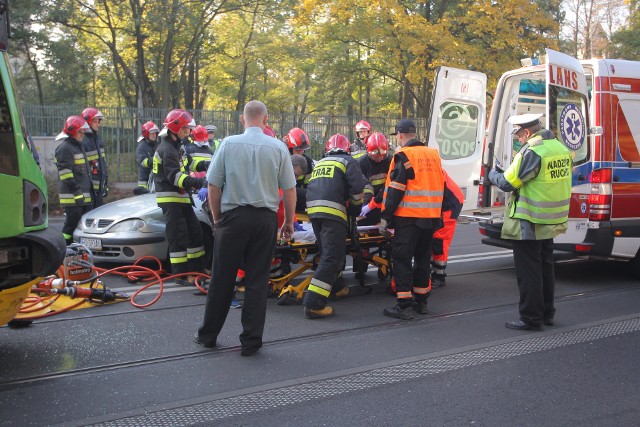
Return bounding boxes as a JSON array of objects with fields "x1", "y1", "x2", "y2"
[
  {"x1": 185, "y1": 125, "x2": 214, "y2": 173},
  {"x1": 134, "y1": 121, "x2": 159, "y2": 194},
  {"x1": 357, "y1": 132, "x2": 392, "y2": 226},
  {"x1": 303, "y1": 134, "x2": 366, "y2": 319},
  {"x1": 286, "y1": 127, "x2": 315, "y2": 213},
  {"x1": 153, "y1": 109, "x2": 207, "y2": 279},
  {"x1": 350, "y1": 120, "x2": 371, "y2": 160},
  {"x1": 54, "y1": 116, "x2": 94, "y2": 244},
  {"x1": 381, "y1": 119, "x2": 444, "y2": 320},
  {"x1": 81, "y1": 107, "x2": 108, "y2": 208}
]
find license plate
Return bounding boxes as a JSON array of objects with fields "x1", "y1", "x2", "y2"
[{"x1": 80, "y1": 237, "x2": 102, "y2": 250}]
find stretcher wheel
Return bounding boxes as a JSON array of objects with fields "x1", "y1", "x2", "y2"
[
  {"x1": 276, "y1": 291, "x2": 292, "y2": 305},
  {"x1": 377, "y1": 267, "x2": 389, "y2": 280}
]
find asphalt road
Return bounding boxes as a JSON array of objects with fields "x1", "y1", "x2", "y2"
[{"x1": 1, "y1": 222, "x2": 639, "y2": 426}]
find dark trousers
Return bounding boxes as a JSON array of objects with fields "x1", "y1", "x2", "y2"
[
  {"x1": 162, "y1": 204, "x2": 204, "y2": 275},
  {"x1": 303, "y1": 218, "x2": 347, "y2": 310},
  {"x1": 357, "y1": 208, "x2": 381, "y2": 226},
  {"x1": 62, "y1": 205, "x2": 91, "y2": 243},
  {"x1": 198, "y1": 206, "x2": 277, "y2": 350},
  {"x1": 392, "y1": 223, "x2": 434, "y2": 307},
  {"x1": 295, "y1": 186, "x2": 307, "y2": 213},
  {"x1": 512, "y1": 238, "x2": 556, "y2": 327}
]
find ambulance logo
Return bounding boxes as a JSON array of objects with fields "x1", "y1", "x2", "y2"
[{"x1": 560, "y1": 103, "x2": 585, "y2": 150}]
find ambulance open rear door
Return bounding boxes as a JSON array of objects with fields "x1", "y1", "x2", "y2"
[{"x1": 426, "y1": 66, "x2": 487, "y2": 212}]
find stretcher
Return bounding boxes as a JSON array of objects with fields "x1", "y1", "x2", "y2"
[{"x1": 270, "y1": 218, "x2": 393, "y2": 305}]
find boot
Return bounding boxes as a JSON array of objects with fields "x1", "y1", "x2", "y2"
[
  {"x1": 383, "y1": 305, "x2": 415, "y2": 320},
  {"x1": 333, "y1": 287, "x2": 350, "y2": 298},
  {"x1": 304, "y1": 306, "x2": 334, "y2": 319},
  {"x1": 414, "y1": 300, "x2": 428, "y2": 314},
  {"x1": 431, "y1": 273, "x2": 446, "y2": 288}
]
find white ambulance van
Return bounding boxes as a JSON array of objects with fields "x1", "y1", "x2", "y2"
[{"x1": 425, "y1": 49, "x2": 640, "y2": 274}]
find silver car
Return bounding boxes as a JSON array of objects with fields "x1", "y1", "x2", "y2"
[{"x1": 73, "y1": 193, "x2": 213, "y2": 265}]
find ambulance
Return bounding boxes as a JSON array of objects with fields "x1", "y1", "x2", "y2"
[{"x1": 425, "y1": 49, "x2": 640, "y2": 274}]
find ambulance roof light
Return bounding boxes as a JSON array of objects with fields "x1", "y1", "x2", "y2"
[{"x1": 520, "y1": 57, "x2": 540, "y2": 68}]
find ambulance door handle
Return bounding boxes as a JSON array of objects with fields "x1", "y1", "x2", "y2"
[{"x1": 577, "y1": 174, "x2": 586, "y2": 182}]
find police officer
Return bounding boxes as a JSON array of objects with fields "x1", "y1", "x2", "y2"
[
  {"x1": 81, "y1": 107, "x2": 109, "y2": 207},
  {"x1": 381, "y1": 119, "x2": 444, "y2": 320},
  {"x1": 54, "y1": 116, "x2": 93, "y2": 245},
  {"x1": 303, "y1": 134, "x2": 366, "y2": 319},
  {"x1": 350, "y1": 120, "x2": 371, "y2": 160},
  {"x1": 154, "y1": 109, "x2": 207, "y2": 280},
  {"x1": 135, "y1": 121, "x2": 159, "y2": 194},
  {"x1": 357, "y1": 132, "x2": 392, "y2": 226},
  {"x1": 205, "y1": 124, "x2": 222, "y2": 152},
  {"x1": 488, "y1": 113, "x2": 572, "y2": 330},
  {"x1": 285, "y1": 127, "x2": 315, "y2": 212}
]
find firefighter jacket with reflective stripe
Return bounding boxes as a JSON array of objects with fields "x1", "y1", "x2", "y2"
[
  {"x1": 295, "y1": 154, "x2": 314, "y2": 188},
  {"x1": 82, "y1": 131, "x2": 108, "y2": 194},
  {"x1": 358, "y1": 154, "x2": 392, "y2": 204},
  {"x1": 488, "y1": 129, "x2": 571, "y2": 240},
  {"x1": 185, "y1": 142, "x2": 213, "y2": 172},
  {"x1": 55, "y1": 137, "x2": 93, "y2": 206},
  {"x1": 350, "y1": 140, "x2": 367, "y2": 160},
  {"x1": 442, "y1": 170, "x2": 464, "y2": 219},
  {"x1": 153, "y1": 135, "x2": 204, "y2": 206},
  {"x1": 306, "y1": 152, "x2": 366, "y2": 223},
  {"x1": 382, "y1": 140, "x2": 444, "y2": 222},
  {"x1": 136, "y1": 138, "x2": 157, "y2": 188}
]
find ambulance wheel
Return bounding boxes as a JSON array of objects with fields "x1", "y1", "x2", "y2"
[
  {"x1": 276, "y1": 291, "x2": 290, "y2": 305},
  {"x1": 377, "y1": 267, "x2": 389, "y2": 280},
  {"x1": 629, "y1": 253, "x2": 640, "y2": 278}
]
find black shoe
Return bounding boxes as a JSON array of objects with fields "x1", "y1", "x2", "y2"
[
  {"x1": 194, "y1": 333, "x2": 217, "y2": 348},
  {"x1": 383, "y1": 305, "x2": 415, "y2": 320},
  {"x1": 241, "y1": 347, "x2": 261, "y2": 357},
  {"x1": 543, "y1": 317, "x2": 554, "y2": 326},
  {"x1": 431, "y1": 274, "x2": 446, "y2": 288},
  {"x1": 414, "y1": 301, "x2": 428, "y2": 315},
  {"x1": 505, "y1": 320, "x2": 542, "y2": 331}
]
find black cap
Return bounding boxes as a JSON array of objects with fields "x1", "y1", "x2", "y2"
[{"x1": 390, "y1": 118, "x2": 417, "y2": 135}]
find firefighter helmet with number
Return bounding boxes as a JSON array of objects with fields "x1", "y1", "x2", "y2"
[
  {"x1": 286, "y1": 127, "x2": 310, "y2": 150},
  {"x1": 325, "y1": 133, "x2": 350, "y2": 154},
  {"x1": 355, "y1": 120, "x2": 371, "y2": 140},
  {"x1": 140, "y1": 121, "x2": 159, "y2": 139},
  {"x1": 63, "y1": 116, "x2": 90, "y2": 137},
  {"x1": 193, "y1": 125, "x2": 209, "y2": 143},
  {"x1": 162, "y1": 109, "x2": 196, "y2": 134},
  {"x1": 366, "y1": 132, "x2": 389, "y2": 162},
  {"x1": 82, "y1": 107, "x2": 104, "y2": 123}
]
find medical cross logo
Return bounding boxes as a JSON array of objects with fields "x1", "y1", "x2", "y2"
[{"x1": 559, "y1": 103, "x2": 585, "y2": 150}]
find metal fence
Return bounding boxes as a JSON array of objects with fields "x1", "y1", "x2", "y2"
[{"x1": 24, "y1": 105, "x2": 423, "y2": 182}]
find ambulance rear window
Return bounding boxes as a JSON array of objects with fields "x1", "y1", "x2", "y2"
[
  {"x1": 548, "y1": 85, "x2": 589, "y2": 166},
  {"x1": 434, "y1": 102, "x2": 479, "y2": 160},
  {"x1": 617, "y1": 99, "x2": 640, "y2": 162}
]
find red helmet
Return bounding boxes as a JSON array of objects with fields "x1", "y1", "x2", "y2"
[
  {"x1": 193, "y1": 125, "x2": 208, "y2": 142},
  {"x1": 63, "y1": 116, "x2": 90, "y2": 137},
  {"x1": 141, "y1": 121, "x2": 159, "y2": 139},
  {"x1": 82, "y1": 107, "x2": 104, "y2": 122},
  {"x1": 163, "y1": 109, "x2": 196, "y2": 134},
  {"x1": 325, "y1": 133, "x2": 350, "y2": 154},
  {"x1": 286, "y1": 127, "x2": 310, "y2": 150},
  {"x1": 263, "y1": 125, "x2": 276, "y2": 137},
  {"x1": 366, "y1": 132, "x2": 389, "y2": 162}
]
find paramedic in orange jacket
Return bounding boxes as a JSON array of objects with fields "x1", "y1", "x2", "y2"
[
  {"x1": 431, "y1": 171, "x2": 464, "y2": 288},
  {"x1": 380, "y1": 119, "x2": 444, "y2": 320}
]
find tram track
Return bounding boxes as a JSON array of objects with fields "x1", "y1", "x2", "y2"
[{"x1": 2, "y1": 281, "x2": 639, "y2": 389}]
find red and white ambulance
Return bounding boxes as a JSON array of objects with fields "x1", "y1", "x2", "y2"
[{"x1": 425, "y1": 49, "x2": 640, "y2": 274}]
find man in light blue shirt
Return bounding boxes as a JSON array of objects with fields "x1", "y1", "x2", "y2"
[{"x1": 197, "y1": 100, "x2": 296, "y2": 356}]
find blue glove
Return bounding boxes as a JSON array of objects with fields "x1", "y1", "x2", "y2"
[
  {"x1": 293, "y1": 222, "x2": 305, "y2": 232},
  {"x1": 198, "y1": 187, "x2": 208, "y2": 201},
  {"x1": 360, "y1": 204, "x2": 372, "y2": 217}
]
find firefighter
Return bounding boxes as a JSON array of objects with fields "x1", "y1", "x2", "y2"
[
  {"x1": 186, "y1": 125, "x2": 214, "y2": 173},
  {"x1": 81, "y1": 107, "x2": 109, "y2": 208},
  {"x1": 303, "y1": 134, "x2": 366, "y2": 319},
  {"x1": 285, "y1": 127, "x2": 315, "y2": 212},
  {"x1": 153, "y1": 109, "x2": 207, "y2": 280},
  {"x1": 430, "y1": 170, "x2": 464, "y2": 287},
  {"x1": 381, "y1": 119, "x2": 444, "y2": 320},
  {"x1": 357, "y1": 132, "x2": 392, "y2": 226},
  {"x1": 134, "y1": 121, "x2": 159, "y2": 195},
  {"x1": 350, "y1": 120, "x2": 371, "y2": 159},
  {"x1": 54, "y1": 116, "x2": 94, "y2": 245},
  {"x1": 487, "y1": 113, "x2": 572, "y2": 330}
]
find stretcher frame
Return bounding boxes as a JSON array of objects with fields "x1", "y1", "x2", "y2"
[{"x1": 269, "y1": 219, "x2": 392, "y2": 305}]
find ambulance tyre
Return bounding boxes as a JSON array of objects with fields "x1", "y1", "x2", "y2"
[{"x1": 629, "y1": 252, "x2": 640, "y2": 278}]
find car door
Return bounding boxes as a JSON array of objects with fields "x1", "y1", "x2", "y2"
[{"x1": 426, "y1": 66, "x2": 487, "y2": 212}]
